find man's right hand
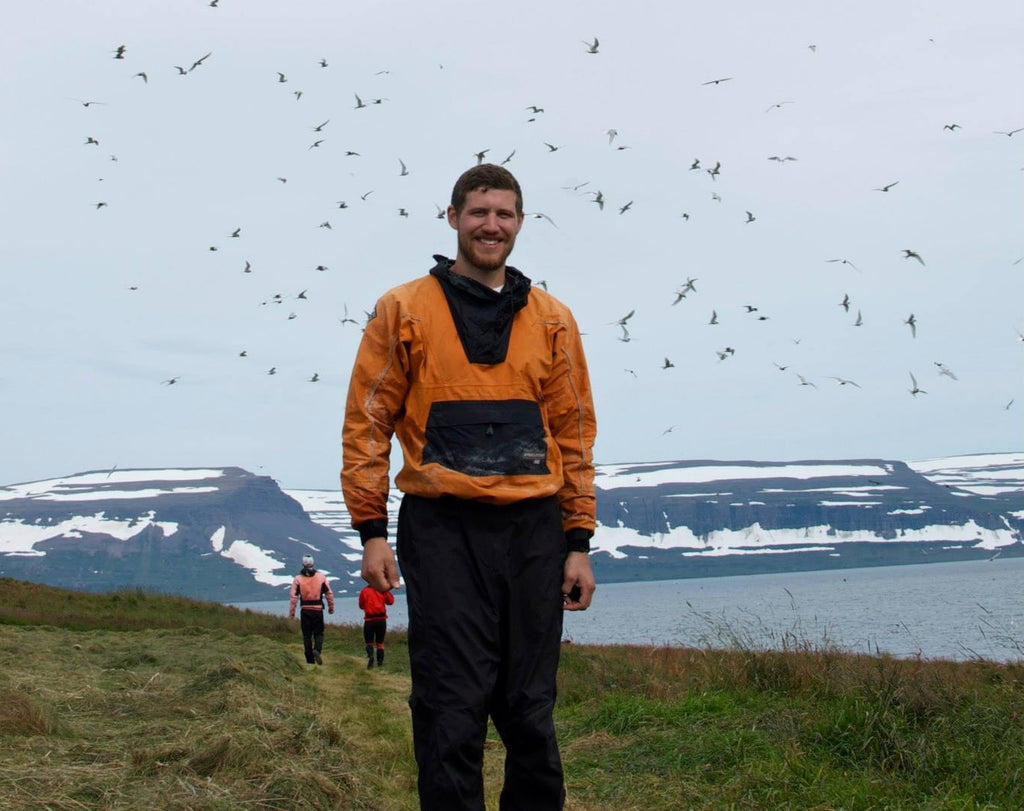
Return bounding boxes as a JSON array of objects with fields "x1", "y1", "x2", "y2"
[{"x1": 361, "y1": 536, "x2": 400, "y2": 593}]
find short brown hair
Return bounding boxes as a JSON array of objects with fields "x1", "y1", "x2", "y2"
[{"x1": 450, "y1": 164, "x2": 523, "y2": 215}]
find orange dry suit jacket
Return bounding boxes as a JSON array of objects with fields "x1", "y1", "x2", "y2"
[
  {"x1": 342, "y1": 256, "x2": 597, "y2": 550},
  {"x1": 289, "y1": 568, "x2": 335, "y2": 617}
]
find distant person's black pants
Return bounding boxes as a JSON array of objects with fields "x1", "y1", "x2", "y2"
[
  {"x1": 364, "y1": 619, "x2": 387, "y2": 646},
  {"x1": 398, "y1": 493, "x2": 566, "y2": 811},
  {"x1": 300, "y1": 609, "x2": 325, "y2": 664}
]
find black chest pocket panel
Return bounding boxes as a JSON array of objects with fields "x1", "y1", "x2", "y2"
[{"x1": 422, "y1": 399, "x2": 550, "y2": 476}]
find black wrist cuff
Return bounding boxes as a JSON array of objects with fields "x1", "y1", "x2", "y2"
[
  {"x1": 565, "y1": 528, "x2": 592, "y2": 554},
  {"x1": 356, "y1": 519, "x2": 388, "y2": 545}
]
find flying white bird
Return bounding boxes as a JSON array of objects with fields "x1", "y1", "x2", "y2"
[{"x1": 934, "y1": 362, "x2": 958, "y2": 380}]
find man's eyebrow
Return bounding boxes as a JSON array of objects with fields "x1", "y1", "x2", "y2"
[{"x1": 467, "y1": 205, "x2": 516, "y2": 214}]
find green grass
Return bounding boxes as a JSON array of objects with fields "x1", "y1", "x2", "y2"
[{"x1": 1, "y1": 577, "x2": 1022, "y2": 810}]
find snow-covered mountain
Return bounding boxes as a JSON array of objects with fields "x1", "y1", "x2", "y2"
[
  {"x1": 1, "y1": 454, "x2": 1021, "y2": 601},
  {"x1": 0, "y1": 468, "x2": 368, "y2": 602},
  {"x1": 588, "y1": 454, "x2": 1023, "y2": 580}
]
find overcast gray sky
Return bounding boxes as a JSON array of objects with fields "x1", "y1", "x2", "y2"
[{"x1": 2, "y1": 0, "x2": 1022, "y2": 489}]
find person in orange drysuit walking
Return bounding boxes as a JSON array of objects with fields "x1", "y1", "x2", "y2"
[
  {"x1": 288, "y1": 554, "x2": 335, "y2": 665},
  {"x1": 359, "y1": 583, "x2": 395, "y2": 668}
]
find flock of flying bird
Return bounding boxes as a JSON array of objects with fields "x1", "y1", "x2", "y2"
[{"x1": 64, "y1": 10, "x2": 1022, "y2": 446}]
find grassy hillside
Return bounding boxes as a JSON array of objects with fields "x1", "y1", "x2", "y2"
[{"x1": 1, "y1": 577, "x2": 1021, "y2": 810}]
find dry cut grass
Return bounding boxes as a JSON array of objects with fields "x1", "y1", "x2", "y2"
[
  {"x1": 1, "y1": 579, "x2": 1022, "y2": 810},
  {"x1": 0, "y1": 624, "x2": 372, "y2": 810}
]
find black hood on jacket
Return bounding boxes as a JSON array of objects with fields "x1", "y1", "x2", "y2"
[{"x1": 429, "y1": 254, "x2": 532, "y2": 364}]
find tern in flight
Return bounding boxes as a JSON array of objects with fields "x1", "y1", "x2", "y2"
[
  {"x1": 339, "y1": 305, "x2": 359, "y2": 326},
  {"x1": 903, "y1": 249, "x2": 925, "y2": 266},
  {"x1": 610, "y1": 310, "x2": 634, "y2": 342},
  {"x1": 610, "y1": 310, "x2": 634, "y2": 327},
  {"x1": 934, "y1": 362, "x2": 958, "y2": 380},
  {"x1": 189, "y1": 52, "x2": 212, "y2": 72},
  {"x1": 826, "y1": 258, "x2": 861, "y2": 272}
]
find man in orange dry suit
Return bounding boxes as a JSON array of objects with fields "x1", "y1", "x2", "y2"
[
  {"x1": 359, "y1": 583, "x2": 395, "y2": 669},
  {"x1": 288, "y1": 554, "x2": 334, "y2": 665},
  {"x1": 341, "y1": 163, "x2": 597, "y2": 810}
]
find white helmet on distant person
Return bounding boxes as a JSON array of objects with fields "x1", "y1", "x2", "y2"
[{"x1": 302, "y1": 554, "x2": 315, "y2": 568}]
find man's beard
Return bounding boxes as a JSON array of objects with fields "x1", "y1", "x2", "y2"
[{"x1": 458, "y1": 231, "x2": 516, "y2": 273}]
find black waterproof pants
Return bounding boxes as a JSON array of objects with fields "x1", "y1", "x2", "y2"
[
  {"x1": 364, "y1": 619, "x2": 387, "y2": 665},
  {"x1": 397, "y1": 494, "x2": 567, "y2": 811},
  {"x1": 363, "y1": 619, "x2": 388, "y2": 646},
  {"x1": 300, "y1": 609, "x2": 325, "y2": 664}
]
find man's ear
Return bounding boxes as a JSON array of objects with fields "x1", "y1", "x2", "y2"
[{"x1": 446, "y1": 205, "x2": 458, "y2": 229}]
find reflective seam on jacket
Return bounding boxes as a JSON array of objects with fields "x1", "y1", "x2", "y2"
[
  {"x1": 560, "y1": 342, "x2": 590, "y2": 508},
  {"x1": 359, "y1": 331, "x2": 401, "y2": 488}
]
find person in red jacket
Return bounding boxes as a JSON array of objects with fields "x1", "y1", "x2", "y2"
[
  {"x1": 288, "y1": 554, "x2": 335, "y2": 665},
  {"x1": 359, "y1": 583, "x2": 396, "y2": 668}
]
